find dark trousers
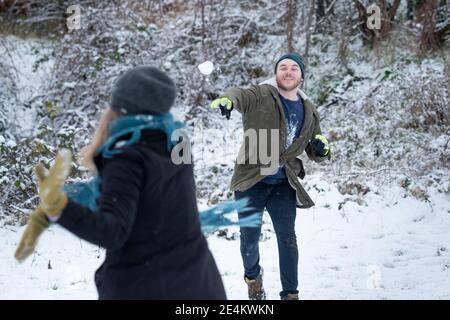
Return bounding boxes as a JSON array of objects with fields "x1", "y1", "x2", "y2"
[{"x1": 235, "y1": 179, "x2": 299, "y2": 298}]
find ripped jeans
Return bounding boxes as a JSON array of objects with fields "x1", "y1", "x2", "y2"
[{"x1": 235, "y1": 179, "x2": 299, "y2": 298}]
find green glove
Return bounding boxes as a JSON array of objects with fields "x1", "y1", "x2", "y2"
[
  {"x1": 211, "y1": 97, "x2": 233, "y2": 120},
  {"x1": 310, "y1": 134, "x2": 330, "y2": 157},
  {"x1": 36, "y1": 149, "x2": 72, "y2": 218},
  {"x1": 14, "y1": 206, "x2": 49, "y2": 262}
]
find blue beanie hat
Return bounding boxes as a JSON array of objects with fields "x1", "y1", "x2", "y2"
[{"x1": 274, "y1": 53, "x2": 305, "y2": 78}]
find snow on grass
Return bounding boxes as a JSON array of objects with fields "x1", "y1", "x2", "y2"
[
  {"x1": 1, "y1": 177, "x2": 449, "y2": 299},
  {"x1": 0, "y1": 225, "x2": 101, "y2": 300}
]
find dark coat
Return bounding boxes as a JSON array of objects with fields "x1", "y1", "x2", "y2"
[{"x1": 57, "y1": 129, "x2": 226, "y2": 300}]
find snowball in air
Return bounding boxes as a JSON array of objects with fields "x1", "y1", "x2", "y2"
[{"x1": 198, "y1": 61, "x2": 214, "y2": 75}]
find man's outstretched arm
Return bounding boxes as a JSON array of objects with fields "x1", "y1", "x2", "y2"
[{"x1": 210, "y1": 85, "x2": 262, "y2": 118}]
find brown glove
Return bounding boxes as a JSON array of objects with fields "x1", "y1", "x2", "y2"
[
  {"x1": 14, "y1": 149, "x2": 72, "y2": 262},
  {"x1": 14, "y1": 206, "x2": 49, "y2": 262},
  {"x1": 35, "y1": 149, "x2": 72, "y2": 218}
]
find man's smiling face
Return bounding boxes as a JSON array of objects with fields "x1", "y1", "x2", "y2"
[{"x1": 275, "y1": 58, "x2": 302, "y2": 91}]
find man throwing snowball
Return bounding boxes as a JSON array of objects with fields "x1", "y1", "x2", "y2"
[{"x1": 210, "y1": 53, "x2": 331, "y2": 300}]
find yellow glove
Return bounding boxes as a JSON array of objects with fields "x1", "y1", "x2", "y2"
[
  {"x1": 35, "y1": 149, "x2": 72, "y2": 218},
  {"x1": 310, "y1": 134, "x2": 330, "y2": 157},
  {"x1": 211, "y1": 97, "x2": 233, "y2": 120},
  {"x1": 210, "y1": 97, "x2": 233, "y2": 110},
  {"x1": 14, "y1": 206, "x2": 49, "y2": 262}
]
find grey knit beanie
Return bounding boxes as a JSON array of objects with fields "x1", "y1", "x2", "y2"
[{"x1": 110, "y1": 66, "x2": 176, "y2": 115}]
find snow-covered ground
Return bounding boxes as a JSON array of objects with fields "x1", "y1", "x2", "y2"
[
  {"x1": 0, "y1": 35, "x2": 54, "y2": 137},
  {"x1": 1, "y1": 175, "x2": 449, "y2": 300}
]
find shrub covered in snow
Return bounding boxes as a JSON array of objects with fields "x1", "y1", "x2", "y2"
[{"x1": 1, "y1": 0, "x2": 449, "y2": 224}]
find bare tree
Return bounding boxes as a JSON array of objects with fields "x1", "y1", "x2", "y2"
[
  {"x1": 0, "y1": 0, "x2": 14, "y2": 12},
  {"x1": 0, "y1": 0, "x2": 70, "y2": 22},
  {"x1": 337, "y1": 14, "x2": 352, "y2": 69},
  {"x1": 352, "y1": 0, "x2": 401, "y2": 46},
  {"x1": 317, "y1": 0, "x2": 327, "y2": 18},
  {"x1": 303, "y1": 0, "x2": 316, "y2": 68},
  {"x1": 317, "y1": 0, "x2": 336, "y2": 19},
  {"x1": 417, "y1": 0, "x2": 450, "y2": 54},
  {"x1": 315, "y1": 0, "x2": 338, "y2": 32},
  {"x1": 434, "y1": 0, "x2": 450, "y2": 42},
  {"x1": 286, "y1": 0, "x2": 298, "y2": 52},
  {"x1": 406, "y1": 0, "x2": 420, "y2": 20}
]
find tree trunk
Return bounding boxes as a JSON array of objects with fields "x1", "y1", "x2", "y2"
[
  {"x1": 286, "y1": 0, "x2": 298, "y2": 52},
  {"x1": 303, "y1": 0, "x2": 316, "y2": 88},
  {"x1": 317, "y1": 0, "x2": 326, "y2": 18},
  {"x1": 0, "y1": 0, "x2": 15, "y2": 12},
  {"x1": 352, "y1": 0, "x2": 401, "y2": 46},
  {"x1": 435, "y1": 0, "x2": 449, "y2": 42},
  {"x1": 417, "y1": 0, "x2": 439, "y2": 54}
]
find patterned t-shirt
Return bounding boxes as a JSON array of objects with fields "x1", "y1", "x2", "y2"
[{"x1": 261, "y1": 94, "x2": 305, "y2": 184}]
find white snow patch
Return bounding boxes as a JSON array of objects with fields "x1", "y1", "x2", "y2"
[
  {"x1": 0, "y1": 36, "x2": 54, "y2": 137},
  {"x1": 1, "y1": 179, "x2": 448, "y2": 299}
]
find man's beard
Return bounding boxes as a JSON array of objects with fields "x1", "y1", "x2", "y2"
[{"x1": 276, "y1": 77, "x2": 301, "y2": 91}]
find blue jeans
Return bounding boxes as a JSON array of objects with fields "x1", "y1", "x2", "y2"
[{"x1": 235, "y1": 179, "x2": 299, "y2": 298}]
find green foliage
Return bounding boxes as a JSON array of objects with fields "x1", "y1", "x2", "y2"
[
  {"x1": 377, "y1": 68, "x2": 393, "y2": 82},
  {"x1": 94, "y1": 57, "x2": 103, "y2": 71},
  {"x1": 57, "y1": 130, "x2": 76, "y2": 153},
  {"x1": 137, "y1": 25, "x2": 147, "y2": 32},
  {"x1": 30, "y1": 140, "x2": 50, "y2": 157},
  {"x1": 44, "y1": 100, "x2": 60, "y2": 120},
  {"x1": 316, "y1": 76, "x2": 336, "y2": 105},
  {"x1": 109, "y1": 50, "x2": 121, "y2": 62}
]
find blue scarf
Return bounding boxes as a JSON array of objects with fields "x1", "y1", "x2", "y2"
[
  {"x1": 63, "y1": 113, "x2": 260, "y2": 233},
  {"x1": 97, "y1": 113, "x2": 184, "y2": 158}
]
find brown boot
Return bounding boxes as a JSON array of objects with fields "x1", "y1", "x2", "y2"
[
  {"x1": 281, "y1": 293, "x2": 299, "y2": 300},
  {"x1": 244, "y1": 268, "x2": 266, "y2": 300}
]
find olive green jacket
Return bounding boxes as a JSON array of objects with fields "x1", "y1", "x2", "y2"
[{"x1": 224, "y1": 77, "x2": 330, "y2": 208}]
